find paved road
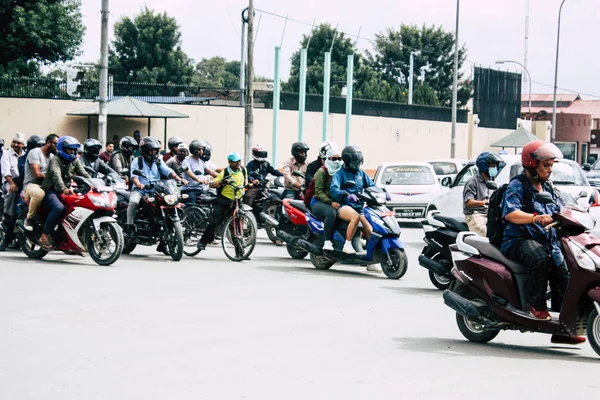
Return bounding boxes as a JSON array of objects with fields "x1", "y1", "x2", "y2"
[{"x1": 1, "y1": 222, "x2": 598, "y2": 399}]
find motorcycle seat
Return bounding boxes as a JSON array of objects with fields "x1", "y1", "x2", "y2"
[
  {"x1": 288, "y1": 200, "x2": 308, "y2": 213},
  {"x1": 464, "y1": 235, "x2": 528, "y2": 274},
  {"x1": 433, "y1": 214, "x2": 468, "y2": 232}
]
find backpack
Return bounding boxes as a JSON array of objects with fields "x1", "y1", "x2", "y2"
[
  {"x1": 486, "y1": 174, "x2": 533, "y2": 246},
  {"x1": 304, "y1": 166, "x2": 327, "y2": 208},
  {"x1": 217, "y1": 166, "x2": 247, "y2": 197}
]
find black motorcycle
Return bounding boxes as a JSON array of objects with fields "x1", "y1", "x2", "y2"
[
  {"x1": 248, "y1": 176, "x2": 284, "y2": 244},
  {"x1": 419, "y1": 210, "x2": 469, "y2": 290},
  {"x1": 117, "y1": 169, "x2": 186, "y2": 261}
]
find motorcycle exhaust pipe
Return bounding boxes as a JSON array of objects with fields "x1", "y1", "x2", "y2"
[
  {"x1": 296, "y1": 239, "x2": 322, "y2": 255},
  {"x1": 276, "y1": 230, "x2": 297, "y2": 244},
  {"x1": 418, "y1": 255, "x2": 450, "y2": 277},
  {"x1": 260, "y1": 212, "x2": 279, "y2": 228},
  {"x1": 442, "y1": 290, "x2": 481, "y2": 318}
]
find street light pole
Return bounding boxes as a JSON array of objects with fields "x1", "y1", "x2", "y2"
[
  {"x1": 551, "y1": 0, "x2": 567, "y2": 144},
  {"x1": 451, "y1": 0, "x2": 460, "y2": 158},
  {"x1": 408, "y1": 50, "x2": 421, "y2": 105},
  {"x1": 495, "y1": 60, "x2": 532, "y2": 116}
]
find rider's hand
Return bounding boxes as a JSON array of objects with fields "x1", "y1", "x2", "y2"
[
  {"x1": 9, "y1": 183, "x2": 18, "y2": 193},
  {"x1": 180, "y1": 179, "x2": 189, "y2": 186},
  {"x1": 252, "y1": 179, "x2": 259, "y2": 185},
  {"x1": 293, "y1": 182, "x2": 302, "y2": 189},
  {"x1": 533, "y1": 214, "x2": 553, "y2": 226},
  {"x1": 63, "y1": 188, "x2": 74, "y2": 195},
  {"x1": 347, "y1": 194, "x2": 359, "y2": 203},
  {"x1": 136, "y1": 182, "x2": 145, "y2": 190},
  {"x1": 332, "y1": 202, "x2": 341, "y2": 209}
]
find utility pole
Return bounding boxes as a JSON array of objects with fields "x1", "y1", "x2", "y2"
[
  {"x1": 239, "y1": 8, "x2": 248, "y2": 107},
  {"x1": 450, "y1": 0, "x2": 460, "y2": 158},
  {"x1": 98, "y1": 0, "x2": 109, "y2": 146},
  {"x1": 551, "y1": 0, "x2": 567, "y2": 144},
  {"x1": 244, "y1": 0, "x2": 254, "y2": 163}
]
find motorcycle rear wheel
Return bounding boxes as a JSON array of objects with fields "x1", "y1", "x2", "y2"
[
  {"x1": 428, "y1": 253, "x2": 453, "y2": 290},
  {"x1": 455, "y1": 296, "x2": 499, "y2": 343},
  {"x1": 19, "y1": 232, "x2": 48, "y2": 259},
  {"x1": 287, "y1": 244, "x2": 308, "y2": 260},
  {"x1": 310, "y1": 253, "x2": 335, "y2": 270},
  {"x1": 87, "y1": 222, "x2": 123, "y2": 266},
  {"x1": 587, "y1": 307, "x2": 600, "y2": 357}
]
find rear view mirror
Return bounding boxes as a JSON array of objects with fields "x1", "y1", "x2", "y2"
[
  {"x1": 179, "y1": 165, "x2": 189, "y2": 173},
  {"x1": 193, "y1": 170, "x2": 203, "y2": 175},
  {"x1": 119, "y1": 169, "x2": 129, "y2": 175},
  {"x1": 342, "y1": 180, "x2": 356, "y2": 190},
  {"x1": 441, "y1": 177, "x2": 452, "y2": 187},
  {"x1": 73, "y1": 176, "x2": 86, "y2": 185},
  {"x1": 132, "y1": 169, "x2": 147, "y2": 178},
  {"x1": 292, "y1": 171, "x2": 304, "y2": 178},
  {"x1": 535, "y1": 192, "x2": 554, "y2": 205},
  {"x1": 574, "y1": 190, "x2": 588, "y2": 202},
  {"x1": 582, "y1": 163, "x2": 591, "y2": 172},
  {"x1": 590, "y1": 189, "x2": 599, "y2": 205},
  {"x1": 486, "y1": 181, "x2": 498, "y2": 190},
  {"x1": 84, "y1": 166, "x2": 95, "y2": 175}
]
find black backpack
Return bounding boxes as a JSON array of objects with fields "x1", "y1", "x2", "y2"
[
  {"x1": 486, "y1": 174, "x2": 532, "y2": 246},
  {"x1": 217, "y1": 166, "x2": 247, "y2": 197}
]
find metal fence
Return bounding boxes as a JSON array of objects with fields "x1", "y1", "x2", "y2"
[
  {"x1": 1, "y1": 77, "x2": 468, "y2": 123},
  {"x1": 473, "y1": 66, "x2": 522, "y2": 129}
]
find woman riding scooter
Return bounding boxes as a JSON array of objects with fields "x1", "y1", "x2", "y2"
[{"x1": 330, "y1": 145, "x2": 374, "y2": 255}]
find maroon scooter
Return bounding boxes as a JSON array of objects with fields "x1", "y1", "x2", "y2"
[{"x1": 443, "y1": 191, "x2": 600, "y2": 356}]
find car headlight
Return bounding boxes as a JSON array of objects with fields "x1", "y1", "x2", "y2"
[
  {"x1": 90, "y1": 194, "x2": 110, "y2": 208},
  {"x1": 164, "y1": 194, "x2": 178, "y2": 206},
  {"x1": 568, "y1": 240, "x2": 599, "y2": 271}
]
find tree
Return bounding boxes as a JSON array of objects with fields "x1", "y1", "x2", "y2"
[
  {"x1": 109, "y1": 7, "x2": 195, "y2": 84},
  {"x1": 368, "y1": 24, "x2": 472, "y2": 106},
  {"x1": 0, "y1": 0, "x2": 85, "y2": 76},
  {"x1": 193, "y1": 57, "x2": 241, "y2": 88}
]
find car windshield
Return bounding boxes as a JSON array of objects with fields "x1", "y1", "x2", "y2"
[
  {"x1": 429, "y1": 162, "x2": 458, "y2": 175},
  {"x1": 510, "y1": 162, "x2": 587, "y2": 186},
  {"x1": 381, "y1": 165, "x2": 435, "y2": 185}
]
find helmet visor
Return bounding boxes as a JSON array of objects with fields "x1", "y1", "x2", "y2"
[
  {"x1": 532, "y1": 143, "x2": 563, "y2": 162},
  {"x1": 254, "y1": 150, "x2": 268, "y2": 159}
]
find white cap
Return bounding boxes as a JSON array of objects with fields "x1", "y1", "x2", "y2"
[
  {"x1": 13, "y1": 132, "x2": 26, "y2": 144},
  {"x1": 177, "y1": 143, "x2": 189, "y2": 151}
]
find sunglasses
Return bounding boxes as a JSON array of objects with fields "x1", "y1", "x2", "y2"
[{"x1": 329, "y1": 156, "x2": 342, "y2": 161}]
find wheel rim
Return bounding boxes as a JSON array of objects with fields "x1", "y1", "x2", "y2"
[
  {"x1": 91, "y1": 225, "x2": 118, "y2": 260},
  {"x1": 592, "y1": 311, "x2": 600, "y2": 345},
  {"x1": 384, "y1": 251, "x2": 400, "y2": 272},
  {"x1": 182, "y1": 209, "x2": 204, "y2": 248},
  {"x1": 463, "y1": 315, "x2": 486, "y2": 333},
  {"x1": 222, "y1": 214, "x2": 255, "y2": 260},
  {"x1": 433, "y1": 272, "x2": 451, "y2": 285}
]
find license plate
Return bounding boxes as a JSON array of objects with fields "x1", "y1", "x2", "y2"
[{"x1": 395, "y1": 208, "x2": 424, "y2": 218}]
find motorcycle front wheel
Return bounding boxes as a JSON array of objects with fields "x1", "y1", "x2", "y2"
[
  {"x1": 87, "y1": 222, "x2": 124, "y2": 266},
  {"x1": 380, "y1": 248, "x2": 408, "y2": 280},
  {"x1": 165, "y1": 220, "x2": 184, "y2": 261},
  {"x1": 587, "y1": 307, "x2": 600, "y2": 357},
  {"x1": 428, "y1": 253, "x2": 453, "y2": 290}
]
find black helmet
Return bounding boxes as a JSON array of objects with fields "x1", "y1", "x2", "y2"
[
  {"x1": 26, "y1": 135, "x2": 45, "y2": 152},
  {"x1": 341, "y1": 145, "x2": 364, "y2": 172},
  {"x1": 0, "y1": 138, "x2": 4, "y2": 148},
  {"x1": 140, "y1": 137, "x2": 161, "y2": 162},
  {"x1": 83, "y1": 138, "x2": 103, "y2": 162},
  {"x1": 119, "y1": 136, "x2": 138, "y2": 156},
  {"x1": 199, "y1": 140, "x2": 212, "y2": 162},
  {"x1": 291, "y1": 142, "x2": 309, "y2": 163},
  {"x1": 167, "y1": 136, "x2": 183, "y2": 151},
  {"x1": 189, "y1": 139, "x2": 203, "y2": 157}
]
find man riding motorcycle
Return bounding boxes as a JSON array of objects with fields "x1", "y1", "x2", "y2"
[
  {"x1": 80, "y1": 139, "x2": 117, "y2": 177},
  {"x1": 180, "y1": 140, "x2": 210, "y2": 204},
  {"x1": 40, "y1": 136, "x2": 91, "y2": 249},
  {"x1": 244, "y1": 144, "x2": 282, "y2": 205},
  {"x1": 125, "y1": 137, "x2": 188, "y2": 235},
  {"x1": 163, "y1": 136, "x2": 184, "y2": 162},
  {"x1": 198, "y1": 140, "x2": 222, "y2": 177},
  {"x1": 463, "y1": 151, "x2": 502, "y2": 236},
  {"x1": 330, "y1": 145, "x2": 374, "y2": 255},
  {"x1": 109, "y1": 136, "x2": 138, "y2": 185},
  {"x1": 282, "y1": 142, "x2": 309, "y2": 199}
]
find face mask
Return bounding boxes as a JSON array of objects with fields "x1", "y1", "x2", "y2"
[
  {"x1": 488, "y1": 167, "x2": 498, "y2": 178},
  {"x1": 325, "y1": 159, "x2": 343, "y2": 176}
]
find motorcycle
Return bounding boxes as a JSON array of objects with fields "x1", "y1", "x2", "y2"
[
  {"x1": 117, "y1": 169, "x2": 186, "y2": 261},
  {"x1": 419, "y1": 210, "x2": 469, "y2": 290},
  {"x1": 297, "y1": 184, "x2": 408, "y2": 279},
  {"x1": 247, "y1": 176, "x2": 284, "y2": 244},
  {"x1": 16, "y1": 176, "x2": 124, "y2": 266},
  {"x1": 443, "y1": 190, "x2": 600, "y2": 356}
]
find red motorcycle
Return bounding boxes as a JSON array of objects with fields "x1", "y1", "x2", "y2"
[
  {"x1": 261, "y1": 197, "x2": 310, "y2": 259},
  {"x1": 17, "y1": 177, "x2": 124, "y2": 266},
  {"x1": 444, "y1": 191, "x2": 600, "y2": 356}
]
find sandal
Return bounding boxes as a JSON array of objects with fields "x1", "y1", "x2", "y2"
[{"x1": 39, "y1": 234, "x2": 52, "y2": 250}]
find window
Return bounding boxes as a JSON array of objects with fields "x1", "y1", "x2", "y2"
[
  {"x1": 555, "y1": 142, "x2": 577, "y2": 161},
  {"x1": 453, "y1": 164, "x2": 477, "y2": 187},
  {"x1": 429, "y1": 162, "x2": 458, "y2": 175},
  {"x1": 381, "y1": 165, "x2": 436, "y2": 185},
  {"x1": 551, "y1": 162, "x2": 587, "y2": 186}
]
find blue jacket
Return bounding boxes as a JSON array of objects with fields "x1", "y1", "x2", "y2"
[{"x1": 330, "y1": 166, "x2": 375, "y2": 211}]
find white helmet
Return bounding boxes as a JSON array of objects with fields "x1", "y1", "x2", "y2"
[
  {"x1": 319, "y1": 141, "x2": 338, "y2": 159},
  {"x1": 252, "y1": 144, "x2": 268, "y2": 162}
]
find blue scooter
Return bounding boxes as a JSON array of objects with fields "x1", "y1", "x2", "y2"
[{"x1": 296, "y1": 184, "x2": 408, "y2": 279}]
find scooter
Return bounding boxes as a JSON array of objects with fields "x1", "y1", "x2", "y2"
[
  {"x1": 419, "y1": 210, "x2": 469, "y2": 290},
  {"x1": 298, "y1": 184, "x2": 408, "y2": 279},
  {"x1": 443, "y1": 190, "x2": 600, "y2": 356}
]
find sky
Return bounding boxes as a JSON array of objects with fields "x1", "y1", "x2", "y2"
[{"x1": 78, "y1": 0, "x2": 600, "y2": 99}]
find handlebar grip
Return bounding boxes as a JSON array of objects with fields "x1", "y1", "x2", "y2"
[{"x1": 544, "y1": 221, "x2": 560, "y2": 231}]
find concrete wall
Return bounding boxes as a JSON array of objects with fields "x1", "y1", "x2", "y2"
[{"x1": 1, "y1": 98, "x2": 502, "y2": 170}]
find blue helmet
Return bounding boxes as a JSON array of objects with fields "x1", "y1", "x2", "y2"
[
  {"x1": 57, "y1": 136, "x2": 81, "y2": 163},
  {"x1": 475, "y1": 152, "x2": 502, "y2": 174}
]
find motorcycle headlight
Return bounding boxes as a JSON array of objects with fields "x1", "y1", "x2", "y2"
[
  {"x1": 568, "y1": 240, "x2": 599, "y2": 271},
  {"x1": 90, "y1": 194, "x2": 110, "y2": 208},
  {"x1": 164, "y1": 194, "x2": 178, "y2": 206}
]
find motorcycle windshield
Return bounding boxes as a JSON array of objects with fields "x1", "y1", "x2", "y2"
[{"x1": 154, "y1": 180, "x2": 178, "y2": 195}]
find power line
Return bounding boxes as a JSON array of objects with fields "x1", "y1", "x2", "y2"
[{"x1": 225, "y1": 0, "x2": 240, "y2": 39}]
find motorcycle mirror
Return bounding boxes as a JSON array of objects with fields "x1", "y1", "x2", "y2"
[
  {"x1": 132, "y1": 169, "x2": 147, "y2": 178},
  {"x1": 73, "y1": 176, "x2": 86, "y2": 185},
  {"x1": 535, "y1": 192, "x2": 555, "y2": 205},
  {"x1": 292, "y1": 171, "x2": 305, "y2": 178},
  {"x1": 485, "y1": 181, "x2": 498, "y2": 190},
  {"x1": 194, "y1": 170, "x2": 203, "y2": 175},
  {"x1": 178, "y1": 165, "x2": 189, "y2": 173},
  {"x1": 582, "y1": 163, "x2": 591, "y2": 172},
  {"x1": 590, "y1": 190, "x2": 599, "y2": 205},
  {"x1": 119, "y1": 168, "x2": 129, "y2": 175},
  {"x1": 84, "y1": 166, "x2": 95, "y2": 175},
  {"x1": 342, "y1": 180, "x2": 356, "y2": 190}
]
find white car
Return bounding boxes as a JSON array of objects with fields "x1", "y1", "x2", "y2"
[
  {"x1": 374, "y1": 162, "x2": 441, "y2": 219},
  {"x1": 426, "y1": 154, "x2": 600, "y2": 236},
  {"x1": 427, "y1": 158, "x2": 469, "y2": 183}
]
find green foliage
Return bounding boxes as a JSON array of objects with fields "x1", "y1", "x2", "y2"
[
  {"x1": 367, "y1": 24, "x2": 472, "y2": 106},
  {"x1": 193, "y1": 56, "x2": 241, "y2": 88},
  {"x1": 0, "y1": 0, "x2": 85, "y2": 76},
  {"x1": 109, "y1": 7, "x2": 195, "y2": 84}
]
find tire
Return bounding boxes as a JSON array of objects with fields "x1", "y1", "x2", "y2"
[
  {"x1": 222, "y1": 213, "x2": 256, "y2": 262},
  {"x1": 122, "y1": 240, "x2": 137, "y2": 255},
  {"x1": 165, "y1": 220, "x2": 184, "y2": 261},
  {"x1": 456, "y1": 310, "x2": 500, "y2": 343},
  {"x1": 263, "y1": 204, "x2": 279, "y2": 244},
  {"x1": 587, "y1": 307, "x2": 600, "y2": 357},
  {"x1": 428, "y1": 253, "x2": 453, "y2": 290},
  {"x1": 287, "y1": 244, "x2": 308, "y2": 260},
  {"x1": 310, "y1": 252, "x2": 335, "y2": 270},
  {"x1": 87, "y1": 222, "x2": 123, "y2": 266},
  {"x1": 380, "y1": 248, "x2": 408, "y2": 279},
  {"x1": 182, "y1": 206, "x2": 208, "y2": 257},
  {"x1": 19, "y1": 232, "x2": 48, "y2": 259}
]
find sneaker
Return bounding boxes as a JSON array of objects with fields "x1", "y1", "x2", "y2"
[
  {"x1": 342, "y1": 241, "x2": 356, "y2": 255},
  {"x1": 7, "y1": 241, "x2": 19, "y2": 250},
  {"x1": 23, "y1": 218, "x2": 35, "y2": 232},
  {"x1": 323, "y1": 240, "x2": 334, "y2": 251},
  {"x1": 366, "y1": 264, "x2": 382, "y2": 272},
  {"x1": 530, "y1": 307, "x2": 551, "y2": 321},
  {"x1": 196, "y1": 242, "x2": 206, "y2": 251},
  {"x1": 551, "y1": 334, "x2": 587, "y2": 345}
]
